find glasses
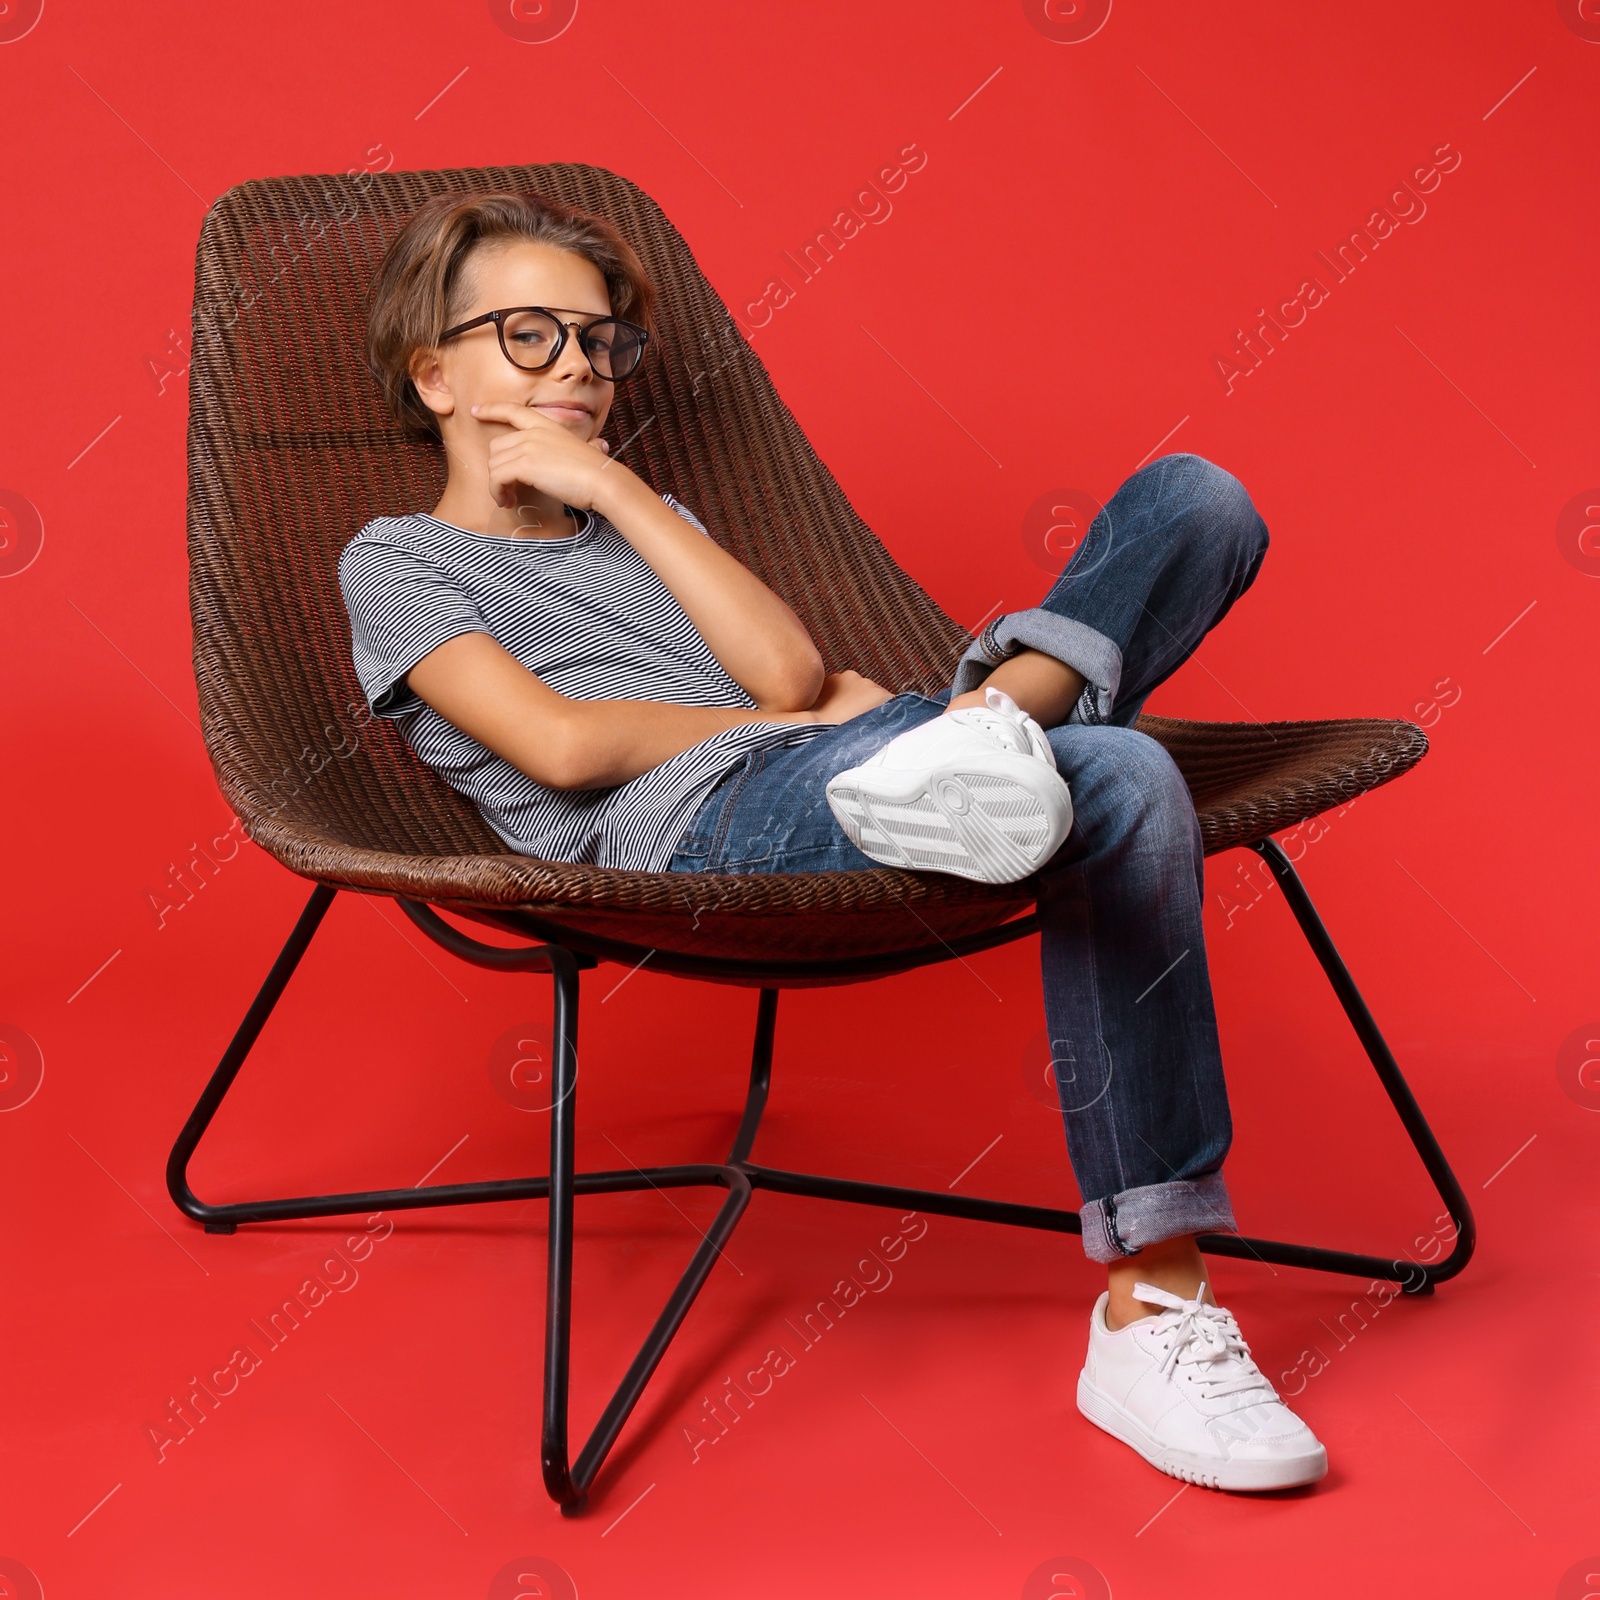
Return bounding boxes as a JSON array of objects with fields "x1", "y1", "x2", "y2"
[{"x1": 437, "y1": 306, "x2": 650, "y2": 382}]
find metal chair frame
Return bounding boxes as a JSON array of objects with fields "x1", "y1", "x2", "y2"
[{"x1": 167, "y1": 834, "x2": 1475, "y2": 1516}]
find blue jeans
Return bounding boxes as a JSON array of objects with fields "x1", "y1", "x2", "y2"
[{"x1": 666, "y1": 455, "x2": 1270, "y2": 1264}]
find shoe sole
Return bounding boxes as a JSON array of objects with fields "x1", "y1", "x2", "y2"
[
  {"x1": 825, "y1": 759, "x2": 1072, "y2": 883},
  {"x1": 1076, "y1": 1373, "x2": 1328, "y2": 1493}
]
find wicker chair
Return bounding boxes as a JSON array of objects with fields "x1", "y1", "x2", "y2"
[{"x1": 168, "y1": 161, "x2": 1474, "y2": 1515}]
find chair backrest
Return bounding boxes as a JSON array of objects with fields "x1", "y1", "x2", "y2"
[{"x1": 188, "y1": 161, "x2": 972, "y2": 861}]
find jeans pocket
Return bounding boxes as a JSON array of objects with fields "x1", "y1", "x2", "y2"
[
  {"x1": 672, "y1": 753, "x2": 753, "y2": 865},
  {"x1": 701, "y1": 749, "x2": 773, "y2": 870}
]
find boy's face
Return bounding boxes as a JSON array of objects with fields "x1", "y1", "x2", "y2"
[{"x1": 410, "y1": 239, "x2": 617, "y2": 443}]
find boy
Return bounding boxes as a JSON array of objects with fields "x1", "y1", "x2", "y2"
[{"x1": 340, "y1": 190, "x2": 1326, "y2": 1492}]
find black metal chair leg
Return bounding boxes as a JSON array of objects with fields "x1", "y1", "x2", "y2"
[
  {"x1": 564, "y1": 1170, "x2": 753, "y2": 1511},
  {"x1": 165, "y1": 883, "x2": 600, "y2": 1230},
  {"x1": 542, "y1": 944, "x2": 582, "y2": 1512},
  {"x1": 551, "y1": 979, "x2": 768, "y2": 1512},
  {"x1": 1245, "y1": 836, "x2": 1476, "y2": 1291},
  {"x1": 727, "y1": 988, "x2": 778, "y2": 1166},
  {"x1": 731, "y1": 844, "x2": 1475, "y2": 1297},
  {"x1": 166, "y1": 881, "x2": 340, "y2": 1231},
  {"x1": 165, "y1": 884, "x2": 760, "y2": 1513}
]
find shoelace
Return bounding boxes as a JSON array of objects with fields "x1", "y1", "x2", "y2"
[
  {"x1": 945, "y1": 684, "x2": 1047, "y2": 760},
  {"x1": 1132, "y1": 1282, "x2": 1278, "y2": 1401}
]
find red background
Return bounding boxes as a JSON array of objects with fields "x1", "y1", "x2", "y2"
[{"x1": 1, "y1": 2, "x2": 1596, "y2": 1595}]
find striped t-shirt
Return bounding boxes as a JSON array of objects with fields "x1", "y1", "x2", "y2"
[{"x1": 337, "y1": 494, "x2": 834, "y2": 871}]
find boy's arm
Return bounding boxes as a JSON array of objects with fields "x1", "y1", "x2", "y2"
[
  {"x1": 470, "y1": 399, "x2": 824, "y2": 710},
  {"x1": 593, "y1": 467, "x2": 825, "y2": 712},
  {"x1": 405, "y1": 631, "x2": 819, "y2": 791}
]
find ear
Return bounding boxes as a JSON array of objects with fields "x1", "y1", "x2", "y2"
[{"x1": 408, "y1": 348, "x2": 454, "y2": 421}]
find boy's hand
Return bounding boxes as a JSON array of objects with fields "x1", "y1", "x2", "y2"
[
  {"x1": 806, "y1": 669, "x2": 894, "y2": 724},
  {"x1": 470, "y1": 400, "x2": 625, "y2": 514}
]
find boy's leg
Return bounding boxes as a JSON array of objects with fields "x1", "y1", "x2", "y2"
[
  {"x1": 949, "y1": 647, "x2": 1086, "y2": 726},
  {"x1": 941, "y1": 454, "x2": 1270, "y2": 1280},
  {"x1": 1033, "y1": 721, "x2": 1234, "y2": 1274},
  {"x1": 945, "y1": 452, "x2": 1270, "y2": 731}
]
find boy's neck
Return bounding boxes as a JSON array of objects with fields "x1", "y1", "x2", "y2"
[{"x1": 430, "y1": 484, "x2": 580, "y2": 540}]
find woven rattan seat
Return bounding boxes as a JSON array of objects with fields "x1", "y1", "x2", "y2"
[{"x1": 188, "y1": 161, "x2": 1425, "y2": 975}]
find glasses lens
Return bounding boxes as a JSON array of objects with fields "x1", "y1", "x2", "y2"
[
  {"x1": 582, "y1": 318, "x2": 646, "y2": 381},
  {"x1": 500, "y1": 309, "x2": 564, "y2": 370}
]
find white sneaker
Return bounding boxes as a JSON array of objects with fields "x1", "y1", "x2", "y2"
[
  {"x1": 1077, "y1": 1283, "x2": 1328, "y2": 1492},
  {"x1": 824, "y1": 685, "x2": 1073, "y2": 883}
]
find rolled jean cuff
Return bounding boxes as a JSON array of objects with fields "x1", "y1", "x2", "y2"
[
  {"x1": 947, "y1": 608, "x2": 1122, "y2": 724},
  {"x1": 1078, "y1": 1173, "x2": 1237, "y2": 1265}
]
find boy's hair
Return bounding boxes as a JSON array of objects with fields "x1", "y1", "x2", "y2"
[{"x1": 364, "y1": 190, "x2": 658, "y2": 440}]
